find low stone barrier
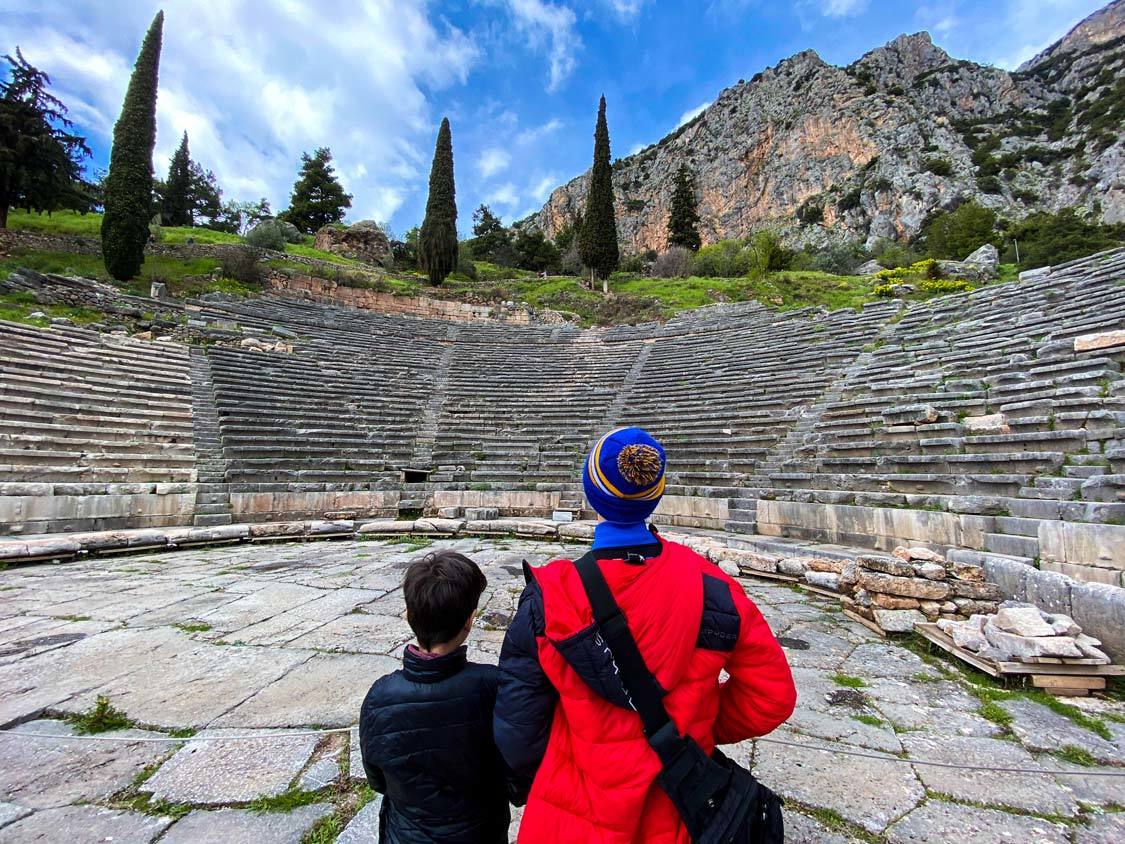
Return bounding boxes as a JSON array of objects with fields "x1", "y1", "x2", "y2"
[{"x1": 2, "y1": 517, "x2": 1121, "y2": 661}]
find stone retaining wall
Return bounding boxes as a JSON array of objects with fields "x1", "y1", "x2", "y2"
[
  {"x1": 267, "y1": 273, "x2": 554, "y2": 325},
  {"x1": 0, "y1": 483, "x2": 197, "y2": 535},
  {"x1": 755, "y1": 498, "x2": 1125, "y2": 587}
]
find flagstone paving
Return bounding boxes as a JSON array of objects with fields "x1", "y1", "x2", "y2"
[{"x1": 0, "y1": 538, "x2": 1121, "y2": 842}]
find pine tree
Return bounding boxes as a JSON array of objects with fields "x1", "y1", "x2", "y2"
[
  {"x1": 280, "y1": 147, "x2": 352, "y2": 234},
  {"x1": 666, "y1": 163, "x2": 701, "y2": 252},
  {"x1": 578, "y1": 95, "x2": 618, "y2": 292},
  {"x1": 0, "y1": 49, "x2": 92, "y2": 228},
  {"x1": 418, "y1": 117, "x2": 458, "y2": 285},
  {"x1": 101, "y1": 11, "x2": 163, "y2": 281},
  {"x1": 162, "y1": 131, "x2": 192, "y2": 226}
]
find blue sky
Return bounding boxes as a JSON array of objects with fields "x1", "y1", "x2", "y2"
[{"x1": 1, "y1": 0, "x2": 1108, "y2": 236}]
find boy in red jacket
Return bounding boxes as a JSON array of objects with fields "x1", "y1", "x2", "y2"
[{"x1": 494, "y1": 427, "x2": 796, "y2": 843}]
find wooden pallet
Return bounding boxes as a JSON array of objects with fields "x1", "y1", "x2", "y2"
[
  {"x1": 739, "y1": 567, "x2": 799, "y2": 584},
  {"x1": 843, "y1": 608, "x2": 886, "y2": 638},
  {"x1": 915, "y1": 622, "x2": 1125, "y2": 696}
]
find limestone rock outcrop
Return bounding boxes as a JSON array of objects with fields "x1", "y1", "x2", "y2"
[
  {"x1": 522, "y1": 1, "x2": 1125, "y2": 252},
  {"x1": 313, "y1": 221, "x2": 390, "y2": 266}
]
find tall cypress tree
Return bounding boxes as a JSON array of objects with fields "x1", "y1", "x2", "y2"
[
  {"x1": 418, "y1": 117, "x2": 458, "y2": 285},
  {"x1": 578, "y1": 95, "x2": 618, "y2": 293},
  {"x1": 162, "y1": 131, "x2": 192, "y2": 226},
  {"x1": 666, "y1": 163, "x2": 701, "y2": 252},
  {"x1": 101, "y1": 11, "x2": 163, "y2": 281}
]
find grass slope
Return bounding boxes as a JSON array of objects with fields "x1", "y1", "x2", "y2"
[{"x1": 4, "y1": 209, "x2": 1021, "y2": 326}]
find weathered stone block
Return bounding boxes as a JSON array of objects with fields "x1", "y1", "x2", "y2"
[
  {"x1": 1023, "y1": 568, "x2": 1073, "y2": 617},
  {"x1": 857, "y1": 571, "x2": 950, "y2": 600},
  {"x1": 1069, "y1": 581, "x2": 1125, "y2": 661},
  {"x1": 873, "y1": 608, "x2": 926, "y2": 632},
  {"x1": 1073, "y1": 329, "x2": 1125, "y2": 353},
  {"x1": 857, "y1": 554, "x2": 915, "y2": 577},
  {"x1": 949, "y1": 579, "x2": 1003, "y2": 600}
]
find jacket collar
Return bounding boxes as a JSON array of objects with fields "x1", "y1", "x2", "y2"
[
  {"x1": 592, "y1": 520, "x2": 657, "y2": 551},
  {"x1": 403, "y1": 644, "x2": 468, "y2": 683}
]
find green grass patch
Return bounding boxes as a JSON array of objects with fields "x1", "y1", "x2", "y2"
[
  {"x1": 785, "y1": 803, "x2": 882, "y2": 844},
  {"x1": 8, "y1": 208, "x2": 103, "y2": 236},
  {"x1": 852, "y1": 713, "x2": 884, "y2": 727},
  {"x1": 114, "y1": 791, "x2": 194, "y2": 820},
  {"x1": 249, "y1": 786, "x2": 327, "y2": 813},
  {"x1": 924, "y1": 789, "x2": 1080, "y2": 825},
  {"x1": 58, "y1": 614, "x2": 92, "y2": 622},
  {"x1": 302, "y1": 813, "x2": 344, "y2": 844},
  {"x1": 831, "y1": 673, "x2": 868, "y2": 689},
  {"x1": 1023, "y1": 690, "x2": 1112, "y2": 740},
  {"x1": 977, "y1": 699, "x2": 1014, "y2": 728},
  {"x1": 67, "y1": 695, "x2": 135, "y2": 734},
  {"x1": 383, "y1": 536, "x2": 435, "y2": 552},
  {"x1": 172, "y1": 621, "x2": 212, "y2": 633},
  {"x1": 1053, "y1": 744, "x2": 1097, "y2": 766}
]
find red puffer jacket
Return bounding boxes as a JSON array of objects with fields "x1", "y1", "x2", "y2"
[{"x1": 494, "y1": 538, "x2": 796, "y2": 844}]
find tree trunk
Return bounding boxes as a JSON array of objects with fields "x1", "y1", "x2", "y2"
[
  {"x1": 601, "y1": 272, "x2": 608, "y2": 296},
  {"x1": 0, "y1": 204, "x2": 8, "y2": 229}
]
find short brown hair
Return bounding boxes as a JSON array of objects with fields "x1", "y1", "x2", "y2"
[{"x1": 403, "y1": 550, "x2": 487, "y2": 649}]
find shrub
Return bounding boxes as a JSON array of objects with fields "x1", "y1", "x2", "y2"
[
  {"x1": 920, "y1": 202, "x2": 997, "y2": 260},
  {"x1": 1007, "y1": 208, "x2": 1125, "y2": 269},
  {"x1": 796, "y1": 198, "x2": 824, "y2": 225},
  {"x1": 244, "y1": 220, "x2": 288, "y2": 251},
  {"x1": 918, "y1": 278, "x2": 974, "y2": 294},
  {"x1": 693, "y1": 239, "x2": 749, "y2": 277},
  {"x1": 872, "y1": 239, "x2": 920, "y2": 269},
  {"x1": 800, "y1": 242, "x2": 865, "y2": 275},
  {"x1": 977, "y1": 175, "x2": 1002, "y2": 194},
  {"x1": 836, "y1": 189, "x2": 863, "y2": 212},
  {"x1": 875, "y1": 258, "x2": 941, "y2": 282},
  {"x1": 219, "y1": 246, "x2": 263, "y2": 286},
  {"x1": 455, "y1": 258, "x2": 477, "y2": 281},
  {"x1": 923, "y1": 157, "x2": 953, "y2": 176},
  {"x1": 745, "y1": 230, "x2": 790, "y2": 276},
  {"x1": 651, "y1": 246, "x2": 694, "y2": 278}
]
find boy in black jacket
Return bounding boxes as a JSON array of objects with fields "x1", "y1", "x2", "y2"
[{"x1": 359, "y1": 550, "x2": 511, "y2": 844}]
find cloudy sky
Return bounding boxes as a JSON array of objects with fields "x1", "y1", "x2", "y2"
[{"x1": 1, "y1": 0, "x2": 1108, "y2": 235}]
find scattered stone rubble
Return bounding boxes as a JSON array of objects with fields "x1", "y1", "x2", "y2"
[
  {"x1": 936, "y1": 601, "x2": 1111, "y2": 664},
  {"x1": 843, "y1": 546, "x2": 1001, "y2": 634}
]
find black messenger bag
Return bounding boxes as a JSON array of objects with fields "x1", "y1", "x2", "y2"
[{"x1": 573, "y1": 551, "x2": 784, "y2": 844}]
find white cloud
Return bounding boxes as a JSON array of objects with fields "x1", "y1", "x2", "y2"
[
  {"x1": 628, "y1": 142, "x2": 645, "y2": 155},
  {"x1": 0, "y1": 0, "x2": 480, "y2": 228},
  {"x1": 516, "y1": 118, "x2": 563, "y2": 145},
  {"x1": 486, "y1": 182, "x2": 520, "y2": 207},
  {"x1": 985, "y1": 0, "x2": 1105, "y2": 69},
  {"x1": 504, "y1": 0, "x2": 580, "y2": 92},
  {"x1": 819, "y1": 0, "x2": 868, "y2": 16},
  {"x1": 677, "y1": 101, "x2": 710, "y2": 128},
  {"x1": 604, "y1": 0, "x2": 648, "y2": 19},
  {"x1": 478, "y1": 147, "x2": 511, "y2": 178},
  {"x1": 529, "y1": 174, "x2": 559, "y2": 202}
]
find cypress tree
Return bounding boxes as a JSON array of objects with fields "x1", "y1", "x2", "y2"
[
  {"x1": 666, "y1": 163, "x2": 701, "y2": 252},
  {"x1": 162, "y1": 131, "x2": 192, "y2": 226},
  {"x1": 418, "y1": 117, "x2": 458, "y2": 285},
  {"x1": 101, "y1": 11, "x2": 163, "y2": 281},
  {"x1": 279, "y1": 147, "x2": 351, "y2": 234},
  {"x1": 578, "y1": 95, "x2": 618, "y2": 293}
]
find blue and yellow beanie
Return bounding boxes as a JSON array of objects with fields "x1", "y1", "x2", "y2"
[{"x1": 582, "y1": 427, "x2": 667, "y2": 524}]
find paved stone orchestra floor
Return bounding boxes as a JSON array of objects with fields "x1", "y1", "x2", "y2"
[{"x1": 0, "y1": 537, "x2": 1122, "y2": 843}]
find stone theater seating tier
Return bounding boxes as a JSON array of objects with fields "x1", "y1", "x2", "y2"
[
  {"x1": 0, "y1": 247, "x2": 1122, "y2": 589},
  {"x1": 0, "y1": 322, "x2": 195, "y2": 534}
]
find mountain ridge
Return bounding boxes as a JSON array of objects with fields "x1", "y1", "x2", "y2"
[{"x1": 521, "y1": 0, "x2": 1124, "y2": 253}]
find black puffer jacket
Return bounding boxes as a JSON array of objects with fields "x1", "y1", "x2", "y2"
[{"x1": 359, "y1": 646, "x2": 511, "y2": 844}]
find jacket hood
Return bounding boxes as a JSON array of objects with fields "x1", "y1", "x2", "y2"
[{"x1": 531, "y1": 539, "x2": 705, "y2": 710}]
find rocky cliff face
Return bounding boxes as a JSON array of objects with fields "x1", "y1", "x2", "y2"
[{"x1": 523, "y1": 0, "x2": 1125, "y2": 253}]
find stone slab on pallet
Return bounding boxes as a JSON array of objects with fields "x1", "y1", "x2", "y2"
[{"x1": 915, "y1": 622, "x2": 1125, "y2": 697}]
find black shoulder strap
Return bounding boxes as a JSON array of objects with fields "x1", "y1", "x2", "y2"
[{"x1": 573, "y1": 552, "x2": 672, "y2": 737}]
